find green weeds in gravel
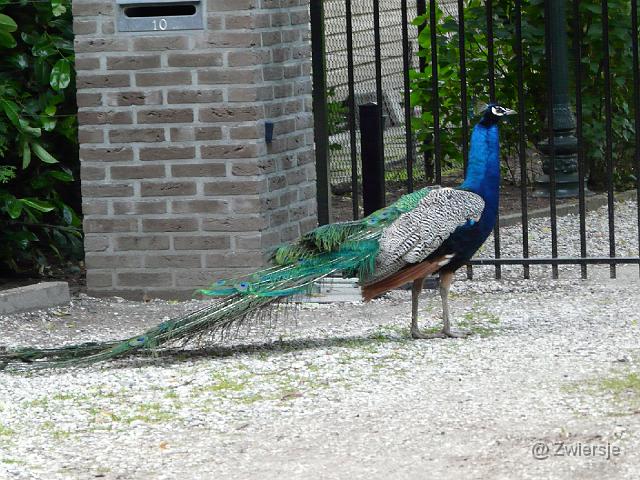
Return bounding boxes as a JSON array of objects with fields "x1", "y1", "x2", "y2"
[
  {"x1": 1, "y1": 458, "x2": 26, "y2": 466},
  {"x1": 0, "y1": 424, "x2": 14, "y2": 436},
  {"x1": 567, "y1": 367, "x2": 640, "y2": 417}
]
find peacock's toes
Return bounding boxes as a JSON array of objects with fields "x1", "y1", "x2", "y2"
[{"x1": 411, "y1": 327, "x2": 471, "y2": 340}]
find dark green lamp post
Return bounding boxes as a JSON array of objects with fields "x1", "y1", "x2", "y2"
[{"x1": 534, "y1": 0, "x2": 580, "y2": 198}]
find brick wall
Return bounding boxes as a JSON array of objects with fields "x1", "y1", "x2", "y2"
[{"x1": 73, "y1": 0, "x2": 317, "y2": 299}]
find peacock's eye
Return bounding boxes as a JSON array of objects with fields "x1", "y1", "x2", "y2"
[{"x1": 237, "y1": 282, "x2": 249, "y2": 292}]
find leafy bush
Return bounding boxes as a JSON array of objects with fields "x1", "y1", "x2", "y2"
[
  {"x1": 411, "y1": 0, "x2": 637, "y2": 191},
  {"x1": 0, "y1": 0, "x2": 81, "y2": 274}
]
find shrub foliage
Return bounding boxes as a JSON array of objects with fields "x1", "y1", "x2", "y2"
[{"x1": 0, "y1": 0, "x2": 81, "y2": 274}]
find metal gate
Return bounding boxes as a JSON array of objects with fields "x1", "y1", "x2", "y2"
[{"x1": 311, "y1": 0, "x2": 640, "y2": 279}]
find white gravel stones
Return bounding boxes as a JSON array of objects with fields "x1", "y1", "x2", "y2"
[{"x1": 0, "y1": 201, "x2": 639, "y2": 479}]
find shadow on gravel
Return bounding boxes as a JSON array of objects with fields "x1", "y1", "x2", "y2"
[{"x1": 3, "y1": 332, "x2": 414, "y2": 374}]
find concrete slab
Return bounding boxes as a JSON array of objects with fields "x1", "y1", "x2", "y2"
[{"x1": 0, "y1": 282, "x2": 71, "y2": 315}]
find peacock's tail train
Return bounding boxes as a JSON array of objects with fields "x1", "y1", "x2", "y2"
[{"x1": 0, "y1": 188, "x2": 432, "y2": 369}]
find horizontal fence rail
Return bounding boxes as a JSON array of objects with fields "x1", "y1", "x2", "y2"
[{"x1": 311, "y1": 0, "x2": 640, "y2": 279}]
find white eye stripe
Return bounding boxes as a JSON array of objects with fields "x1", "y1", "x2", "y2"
[{"x1": 491, "y1": 106, "x2": 506, "y2": 116}]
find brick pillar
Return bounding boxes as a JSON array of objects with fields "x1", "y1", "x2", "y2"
[{"x1": 73, "y1": 0, "x2": 317, "y2": 299}]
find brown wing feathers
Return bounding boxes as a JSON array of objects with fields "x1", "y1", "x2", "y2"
[{"x1": 361, "y1": 255, "x2": 451, "y2": 302}]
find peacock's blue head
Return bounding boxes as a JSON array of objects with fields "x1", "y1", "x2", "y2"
[{"x1": 479, "y1": 103, "x2": 516, "y2": 127}]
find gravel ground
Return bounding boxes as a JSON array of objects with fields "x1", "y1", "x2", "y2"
[{"x1": 1, "y1": 202, "x2": 640, "y2": 480}]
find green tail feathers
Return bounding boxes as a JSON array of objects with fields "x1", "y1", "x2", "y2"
[{"x1": 0, "y1": 188, "x2": 431, "y2": 369}]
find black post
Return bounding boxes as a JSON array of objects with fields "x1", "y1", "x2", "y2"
[
  {"x1": 360, "y1": 103, "x2": 385, "y2": 216},
  {"x1": 310, "y1": 0, "x2": 331, "y2": 225},
  {"x1": 533, "y1": 0, "x2": 580, "y2": 198}
]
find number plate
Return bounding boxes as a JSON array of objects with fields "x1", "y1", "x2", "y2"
[{"x1": 116, "y1": 0, "x2": 203, "y2": 33}]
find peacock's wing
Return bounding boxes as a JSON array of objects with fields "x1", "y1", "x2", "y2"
[
  {"x1": 272, "y1": 187, "x2": 433, "y2": 265},
  {"x1": 372, "y1": 188, "x2": 485, "y2": 280}
]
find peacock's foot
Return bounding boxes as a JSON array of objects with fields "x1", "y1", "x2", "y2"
[{"x1": 411, "y1": 327, "x2": 471, "y2": 339}]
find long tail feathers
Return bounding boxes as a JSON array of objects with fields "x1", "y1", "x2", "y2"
[
  {"x1": 0, "y1": 249, "x2": 376, "y2": 370},
  {"x1": 0, "y1": 187, "x2": 435, "y2": 370}
]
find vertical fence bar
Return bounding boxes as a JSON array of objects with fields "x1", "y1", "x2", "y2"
[
  {"x1": 486, "y1": 0, "x2": 496, "y2": 102},
  {"x1": 486, "y1": 0, "x2": 500, "y2": 279},
  {"x1": 401, "y1": 0, "x2": 415, "y2": 193},
  {"x1": 633, "y1": 0, "x2": 640, "y2": 277},
  {"x1": 573, "y1": 0, "x2": 588, "y2": 279},
  {"x1": 514, "y1": 0, "x2": 529, "y2": 279},
  {"x1": 429, "y1": 0, "x2": 441, "y2": 184},
  {"x1": 373, "y1": 0, "x2": 385, "y2": 205},
  {"x1": 458, "y1": 0, "x2": 469, "y2": 177},
  {"x1": 544, "y1": 0, "x2": 559, "y2": 279},
  {"x1": 345, "y1": 0, "x2": 359, "y2": 219},
  {"x1": 310, "y1": 0, "x2": 330, "y2": 225},
  {"x1": 416, "y1": 0, "x2": 432, "y2": 181},
  {"x1": 458, "y1": 0, "x2": 473, "y2": 280},
  {"x1": 601, "y1": 0, "x2": 616, "y2": 279}
]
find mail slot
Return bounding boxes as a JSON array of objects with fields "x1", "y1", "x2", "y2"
[{"x1": 117, "y1": 0, "x2": 203, "y2": 32}]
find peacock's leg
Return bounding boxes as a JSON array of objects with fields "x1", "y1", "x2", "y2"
[
  {"x1": 426, "y1": 270, "x2": 470, "y2": 339},
  {"x1": 410, "y1": 277, "x2": 432, "y2": 339}
]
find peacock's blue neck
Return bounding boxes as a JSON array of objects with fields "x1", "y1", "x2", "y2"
[{"x1": 459, "y1": 123, "x2": 500, "y2": 207}]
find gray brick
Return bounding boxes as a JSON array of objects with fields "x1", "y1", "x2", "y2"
[
  {"x1": 173, "y1": 235, "x2": 230, "y2": 250},
  {"x1": 142, "y1": 218, "x2": 199, "y2": 232},
  {"x1": 167, "y1": 89, "x2": 224, "y2": 104},
  {"x1": 111, "y1": 165, "x2": 166, "y2": 179},
  {"x1": 199, "y1": 106, "x2": 262, "y2": 123},
  {"x1": 132, "y1": 36, "x2": 190, "y2": 51},
  {"x1": 202, "y1": 215, "x2": 267, "y2": 232},
  {"x1": 201, "y1": 144, "x2": 259, "y2": 159},
  {"x1": 105, "y1": 91, "x2": 163, "y2": 107},
  {"x1": 76, "y1": 92, "x2": 102, "y2": 108},
  {"x1": 109, "y1": 128, "x2": 165, "y2": 143},
  {"x1": 171, "y1": 163, "x2": 226, "y2": 177},
  {"x1": 167, "y1": 52, "x2": 223, "y2": 67},
  {"x1": 139, "y1": 146, "x2": 195, "y2": 161},
  {"x1": 138, "y1": 109, "x2": 194, "y2": 124},
  {"x1": 117, "y1": 272, "x2": 172, "y2": 287},
  {"x1": 171, "y1": 199, "x2": 229, "y2": 214},
  {"x1": 86, "y1": 254, "x2": 143, "y2": 269},
  {"x1": 115, "y1": 236, "x2": 170, "y2": 251},
  {"x1": 144, "y1": 254, "x2": 202, "y2": 268},
  {"x1": 113, "y1": 201, "x2": 167, "y2": 215},
  {"x1": 170, "y1": 126, "x2": 223, "y2": 142},
  {"x1": 198, "y1": 68, "x2": 260, "y2": 85},
  {"x1": 78, "y1": 110, "x2": 132, "y2": 125},
  {"x1": 86, "y1": 272, "x2": 113, "y2": 289},
  {"x1": 141, "y1": 181, "x2": 197, "y2": 197},
  {"x1": 107, "y1": 55, "x2": 161, "y2": 70},
  {"x1": 80, "y1": 146, "x2": 134, "y2": 162},
  {"x1": 136, "y1": 71, "x2": 193, "y2": 87},
  {"x1": 74, "y1": 37, "x2": 129, "y2": 53},
  {"x1": 84, "y1": 218, "x2": 137, "y2": 233},
  {"x1": 204, "y1": 179, "x2": 267, "y2": 195}
]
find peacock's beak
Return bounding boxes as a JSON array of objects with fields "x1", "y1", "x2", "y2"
[{"x1": 503, "y1": 108, "x2": 517, "y2": 116}]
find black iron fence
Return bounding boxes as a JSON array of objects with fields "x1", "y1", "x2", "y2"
[{"x1": 311, "y1": 0, "x2": 640, "y2": 278}]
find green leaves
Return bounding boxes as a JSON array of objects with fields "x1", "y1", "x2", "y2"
[
  {"x1": 51, "y1": 0, "x2": 67, "y2": 16},
  {"x1": 50, "y1": 59, "x2": 71, "y2": 91},
  {"x1": 0, "y1": 0, "x2": 82, "y2": 273},
  {"x1": 31, "y1": 142, "x2": 58, "y2": 164},
  {"x1": 0, "y1": 13, "x2": 17, "y2": 48}
]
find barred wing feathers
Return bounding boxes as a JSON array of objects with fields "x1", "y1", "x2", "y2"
[{"x1": 372, "y1": 188, "x2": 485, "y2": 281}]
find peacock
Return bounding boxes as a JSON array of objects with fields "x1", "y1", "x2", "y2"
[{"x1": 0, "y1": 103, "x2": 514, "y2": 369}]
